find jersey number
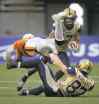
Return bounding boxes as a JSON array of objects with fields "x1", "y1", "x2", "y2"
[{"x1": 66, "y1": 80, "x2": 81, "y2": 93}]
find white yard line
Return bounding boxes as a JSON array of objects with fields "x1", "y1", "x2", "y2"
[
  {"x1": 0, "y1": 87, "x2": 15, "y2": 89},
  {"x1": 0, "y1": 81, "x2": 15, "y2": 83},
  {"x1": 0, "y1": 80, "x2": 40, "y2": 83},
  {"x1": 89, "y1": 75, "x2": 99, "y2": 78}
]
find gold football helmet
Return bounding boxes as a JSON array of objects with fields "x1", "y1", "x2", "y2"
[
  {"x1": 64, "y1": 8, "x2": 76, "y2": 18},
  {"x1": 63, "y1": 8, "x2": 77, "y2": 30},
  {"x1": 77, "y1": 59, "x2": 94, "y2": 75}
]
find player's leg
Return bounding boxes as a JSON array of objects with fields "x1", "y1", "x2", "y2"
[
  {"x1": 19, "y1": 85, "x2": 44, "y2": 96},
  {"x1": 27, "y1": 65, "x2": 58, "y2": 96},
  {"x1": 18, "y1": 54, "x2": 45, "y2": 95},
  {"x1": 20, "y1": 58, "x2": 58, "y2": 96},
  {"x1": 29, "y1": 85, "x2": 44, "y2": 95},
  {"x1": 17, "y1": 54, "x2": 46, "y2": 91},
  {"x1": 17, "y1": 68, "x2": 36, "y2": 91},
  {"x1": 37, "y1": 62, "x2": 59, "y2": 96},
  {"x1": 19, "y1": 67, "x2": 55, "y2": 96},
  {"x1": 18, "y1": 54, "x2": 49, "y2": 94}
]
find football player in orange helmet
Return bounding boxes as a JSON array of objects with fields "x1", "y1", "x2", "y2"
[
  {"x1": 4, "y1": 33, "x2": 34, "y2": 69},
  {"x1": 13, "y1": 33, "x2": 34, "y2": 59}
]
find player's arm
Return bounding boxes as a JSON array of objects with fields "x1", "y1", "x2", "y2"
[
  {"x1": 73, "y1": 32, "x2": 80, "y2": 49},
  {"x1": 3, "y1": 44, "x2": 17, "y2": 69},
  {"x1": 52, "y1": 11, "x2": 66, "y2": 41},
  {"x1": 52, "y1": 11, "x2": 66, "y2": 21},
  {"x1": 68, "y1": 27, "x2": 81, "y2": 51},
  {"x1": 48, "y1": 46, "x2": 76, "y2": 76},
  {"x1": 73, "y1": 32, "x2": 80, "y2": 44},
  {"x1": 49, "y1": 53, "x2": 69, "y2": 76},
  {"x1": 73, "y1": 24, "x2": 81, "y2": 50},
  {"x1": 4, "y1": 44, "x2": 14, "y2": 60},
  {"x1": 48, "y1": 31, "x2": 55, "y2": 38}
]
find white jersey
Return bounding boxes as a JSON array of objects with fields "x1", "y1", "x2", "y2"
[
  {"x1": 52, "y1": 12, "x2": 81, "y2": 41},
  {"x1": 43, "y1": 64, "x2": 94, "y2": 97},
  {"x1": 58, "y1": 69, "x2": 95, "y2": 96},
  {"x1": 54, "y1": 21, "x2": 80, "y2": 41},
  {"x1": 25, "y1": 37, "x2": 57, "y2": 56}
]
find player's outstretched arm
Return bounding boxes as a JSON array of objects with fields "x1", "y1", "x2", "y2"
[{"x1": 49, "y1": 53, "x2": 68, "y2": 76}]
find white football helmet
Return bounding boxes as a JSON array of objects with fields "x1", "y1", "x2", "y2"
[
  {"x1": 69, "y1": 3, "x2": 84, "y2": 17},
  {"x1": 22, "y1": 33, "x2": 34, "y2": 41},
  {"x1": 69, "y1": 3, "x2": 84, "y2": 26}
]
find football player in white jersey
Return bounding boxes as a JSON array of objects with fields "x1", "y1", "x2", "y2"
[
  {"x1": 19, "y1": 59, "x2": 95, "y2": 97},
  {"x1": 24, "y1": 37, "x2": 69, "y2": 75},
  {"x1": 51, "y1": 7, "x2": 82, "y2": 51},
  {"x1": 48, "y1": 4, "x2": 84, "y2": 80}
]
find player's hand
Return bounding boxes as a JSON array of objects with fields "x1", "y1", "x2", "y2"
[{"x1": 68, "y1": 41, "x2": 79, "y2": 52}]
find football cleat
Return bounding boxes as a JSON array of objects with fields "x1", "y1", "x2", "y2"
[{"x1": 18, "y1": 88, "x2": 29, "y2": 96}]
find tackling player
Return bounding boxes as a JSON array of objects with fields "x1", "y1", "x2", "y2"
[
  {"x1": 16, "y1": 36, "x2": 75, "y2": 92},
  {"x1": 48, "y1": 5, "x2": 83, "y2": 80}
]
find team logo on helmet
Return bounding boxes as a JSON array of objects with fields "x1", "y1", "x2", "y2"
[{"x1": 64, "y1": 8, "x2": 77, "y2": 18}]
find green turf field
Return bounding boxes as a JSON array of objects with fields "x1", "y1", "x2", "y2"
[{"x1": 0, "y1": 64, "x2": 99, "y2": 104}]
